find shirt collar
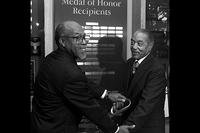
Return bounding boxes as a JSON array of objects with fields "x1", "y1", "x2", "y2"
[{"x1": 137, "y1": 53, "x2": 150, "y2": 64}]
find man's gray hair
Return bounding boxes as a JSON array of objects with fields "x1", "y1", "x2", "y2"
[{"x1": 135, "y1": 29, "x2": 154, "y2": 45}]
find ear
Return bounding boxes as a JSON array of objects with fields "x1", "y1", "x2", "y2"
[
  {"x1": 59, "y1": 37, "x2": 65, "y2": 47},
  {"x1": 147, "y1": 43, "x2": 153, "y2": 53},
  {"x1": 149, "y1": 41, "x2": 154, "y2": 49},
  {"x1": 149, "y1": 44, "x2": 153, "y2": 50}
]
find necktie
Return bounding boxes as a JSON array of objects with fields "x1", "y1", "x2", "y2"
[{"x1": 132, "y1": 60, "x2": 139, "y2": 74}]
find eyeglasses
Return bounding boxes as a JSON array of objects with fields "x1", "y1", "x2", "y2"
[
  {"x1": 62, "y1": 34, "x2": 90, "y2": 42},
  {"x1": 72, "y1": 34, "x2": 86, "y2": 42},
  {"x1": 131, "y1": 39, "x2": 144, "y2": 46}
]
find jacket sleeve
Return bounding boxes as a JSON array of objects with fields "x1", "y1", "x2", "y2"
[
  {"x1": 87, "y1": 79, "x2": 106, "y2": 98},
  {"x1": 123, "y1": 66, "x2": 167, "y2": 132},
  {"x1": 62, "y1": 70, "x2": 117, "y2": 133}
]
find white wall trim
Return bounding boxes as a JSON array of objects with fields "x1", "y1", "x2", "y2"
[
  {"x1": 127, "y1": 0, "x2": 132, "y2": 60},
  {"x1": 44, "y1": 0, "x2": 54, "y2": 56},
  {"x1": 141, "y1": 0, "x2": 146, "y2": 29}
]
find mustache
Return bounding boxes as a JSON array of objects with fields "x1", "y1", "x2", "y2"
[{"x1": 131, "y1": 49, "x2": 139, "y2": 53}]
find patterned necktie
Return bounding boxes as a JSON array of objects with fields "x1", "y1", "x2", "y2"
[{"x1": 132, "y1": 60, "x2": 139, "y2": 74}]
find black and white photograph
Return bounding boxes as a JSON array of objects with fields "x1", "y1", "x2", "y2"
[{"x1": 30, "y1": 0, "x2": 169, "y2": 133}]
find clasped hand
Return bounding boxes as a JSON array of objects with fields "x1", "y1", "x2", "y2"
[{"x1": 107, "y1": 91, "x2": 126, "y2": 102}]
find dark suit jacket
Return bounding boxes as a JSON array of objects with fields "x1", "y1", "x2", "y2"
[
  {"x1": 31, "y1": 47, "x2": 117, "y2": 133},
  {"x1": 121, "y1": 53, "x2": 167, "y2": 133}
]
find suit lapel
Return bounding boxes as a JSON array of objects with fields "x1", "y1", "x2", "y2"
[{"x1": 128, "y1": 54, "x2": 154, "y2": 97}]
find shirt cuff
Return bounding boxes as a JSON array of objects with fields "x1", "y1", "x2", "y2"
[
  {"x1": 114, "y1": 126, "x2": 120, "y2": 133},
  {"x1": 101, "y1": 89, "x2": 107, "y2": 99},
  {"x1": 110, "y1": 106, "x2": 114, "y2": 114}
]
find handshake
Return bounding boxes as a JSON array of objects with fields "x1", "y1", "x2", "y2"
[
  {"x1": 105, "y1": 91, "x2": 135, "y2": 133},
  {"x1": 105, "y1": 91, "x2": 131, "y2": 116}
]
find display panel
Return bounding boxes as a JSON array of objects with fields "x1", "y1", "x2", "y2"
[{"x1": 54, "y1": 0, "x2": 127, "y2": 58}]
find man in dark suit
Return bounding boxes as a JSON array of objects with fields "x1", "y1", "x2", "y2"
[
  {"x1": 118, "y1": 29, "x2": 167, "y2": 133},
  {"x1": 31, "y1": 20, "x2": 134, "y2": 133}
]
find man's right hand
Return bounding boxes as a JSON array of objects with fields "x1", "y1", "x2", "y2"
[{"x1": 118, "y1": 125, "x2": 135, "y2": 133}]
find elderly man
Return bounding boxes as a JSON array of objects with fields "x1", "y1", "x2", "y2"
[
  {"x1": 31, "y1": 20, "x2": 134, "y2": 133},
  {"x1": 117, "y1": 29, "x2": 167, "y2": 133}
]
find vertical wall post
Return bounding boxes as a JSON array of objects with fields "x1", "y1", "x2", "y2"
[{"x1": 44, "y1": 0, "x2": 54, "y2": 56}]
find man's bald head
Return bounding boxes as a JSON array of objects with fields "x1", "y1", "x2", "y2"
[
  {"x1": 55, "y1": 20, "x2": 84, "y2": 46},
  {"x1": 54, "y1": 20, "x2": 87, "y2": 60}
]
